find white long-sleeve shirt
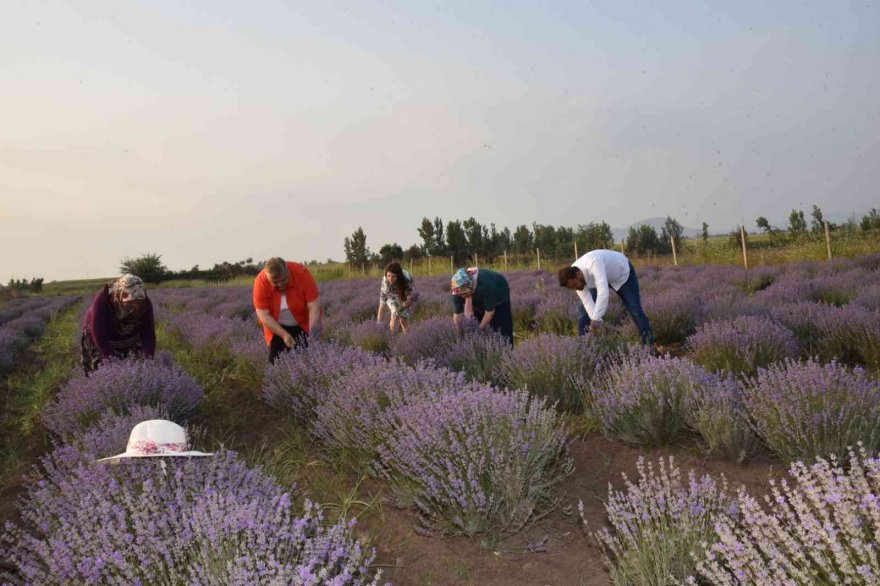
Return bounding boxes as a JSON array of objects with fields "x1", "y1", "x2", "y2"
[{"x1": 572, "y1": 250, "x2": 631, "y2": 322}]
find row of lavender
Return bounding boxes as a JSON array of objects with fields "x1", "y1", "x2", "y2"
[
  {"x1": 0, "y1": 296, "x2": 78, "y2": 374},
  {"x1": 589, "y1": 447, "x2": 880, "y2": 584},
  {"x1": 2, "y1": 357, "x2": 381, "y2": 583},
  {"x1": 151, "y1": 291, "x2": 573, "y2": 539}
]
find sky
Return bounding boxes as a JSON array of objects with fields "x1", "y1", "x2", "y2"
[{"x1": 1, "y1": 0, "x2": 878, "y2": 282}]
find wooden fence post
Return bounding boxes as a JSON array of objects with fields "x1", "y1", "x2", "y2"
[
  {"x1": 536, "y1": 248, "x2": 542, "y2": 270},
  {"x1": 574, "y1": 241, "x2": 578, "y2": 260},
  {"x1": 474, "y1": 252, "x2": 479, "y2": 267},
  {"x1": 740, "y1": 225, "x2": 749, "y2": 269},
  {"x1": 361, "y1": 263, "x2": 365, "y2": 276},
  {"x1": 620, "y1": 239, "x2": 625, "y2": 254},
  {"x1": 671, "y1": 236, "x2": 678, "y2": 266},
  {"x1": 824, "y1": 221, "x2": 832, "y2": 260},
  {"x1": 450, "y1": 256, "x2": 454, "y2": 272},
  {"x1": 504, "y1": 250, "x2": 508, "y2": 270}
]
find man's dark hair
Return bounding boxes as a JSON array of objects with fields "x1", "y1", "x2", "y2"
[{"x1": 557, "y1": 266, "x2": 580, "y2": 286}]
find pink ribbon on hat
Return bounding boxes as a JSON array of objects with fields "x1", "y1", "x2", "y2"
[{"x1": 126, "y1": 439, "x2": 188, "y2": 456}]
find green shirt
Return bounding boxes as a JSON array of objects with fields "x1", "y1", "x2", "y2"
[{"x1": 451, "y1": 268, "x2": 510, "y2": 314}]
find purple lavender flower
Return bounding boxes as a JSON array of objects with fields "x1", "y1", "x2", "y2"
[
  {"x1": 688, "y1": 315, "x2": 799, "y2": 376},
  {"x1": 2, "y1": 451, "x2": 381, "y2": 585},
  {"x1": 42, "y1": 359, "x2": 204, "y2": 438},
  {"x1": 743, "y1": 358, "x2": 880, "y2": 462},
  {"x1": 694, "y1": 446, "x2": 880, "y2": 584},
  {"x1": 261, "y1": 341, "x2": 385, "y2": 423},
  {"x1": 497, "y1": 334, "x2": 621, "y2": 412},
  {"x1": 592, "y1": 352, "x2": 724, "y2": 447},
  {"x1": 589, "y1": 456, "x2": 737, "y2": 585},
  {"x1": 376, "y1": 386, "x2": 571, "y2": 538}
]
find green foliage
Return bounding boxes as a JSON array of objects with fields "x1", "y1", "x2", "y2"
[
  {"x1": 378, "y1": 243, "x2": 404, "y2": 265},
  {"x1": 120, "y1": 252, "x2": 168, "y2": 284},
  {"x1": 626, "y1": 224, "x2": 662, "y2": 255},
  {"x1": 577, "y1": 222, "x2": 615, "y2": 251},
  {"x1": 660, "y1": 217, "x2": 683, "y2": 252},
  {"x1": 343, "y1": 227, "x2": 370, "y2": 265},
  {"x1": 788, "y1": 209, "x2": 808, "y2": 236},
  {"x1": 861, "y1": 208, "x2": 880, "y2": 231},
  {"x1": 7, "y1": 277, "x2": 43, "y2": 293},
  {"x1": 810, "y1": 204, "x2": 825, "y2": 234},
  {"x1": 755, "y1": 216, "x2": 771, "y2": 233}
]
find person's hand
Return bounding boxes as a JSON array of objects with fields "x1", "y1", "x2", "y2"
[
  {"x1": 310, "y1": 323, "x2": 323, "y2": 340},
  {"x1": 282, "y1": 332, "x2": 295, "y2": 348},
  {"x1": 589, "y1": 320, "x2": 603, "y2": 333}
]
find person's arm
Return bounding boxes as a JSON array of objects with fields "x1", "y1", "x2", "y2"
[
  {"x1": 140, "y1": 300, "x2": 156, "y2": 357},
  {"x1": 307, "y1": 297, "x2": 322, "y2": 337},
  {"x1": 478, "y1": 309, "x2": 495, "y2": 330},
  {"x1": 88, "y1": 292, "x2": 115, "y2": 358},
  {"x1": 587, "y1": 259, "x2": 610, "y2": 323},
  {"x1": 256, "y1": 308, "x2": 296, "y2": 347},
  {"x1": 377, "y1": 303, "x2": 386, "y2": 322},
  {"x1": 451, "y1": 295, "x2": 465, "y2": 332}
]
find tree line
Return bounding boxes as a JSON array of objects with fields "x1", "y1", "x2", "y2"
[{"x1": 345, "y1": 206, "x2": 880, "y2": 266}]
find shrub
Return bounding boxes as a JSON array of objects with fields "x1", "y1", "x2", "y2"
[
  {"x1": 592, "y1": 352, "x2": 718, "y2": 447},
  {"x1": 814, "y1": 303, "x2": 880, "y2": 371},
  {"x1": 687, "y1": 376, "x2": 761, "y2": 463},
  {"x1": 693, "y1": 446, "x2": 880, "y2": 585},
  {"x1": 439, "y1": 329, "x2": 511, "y2": 384},
  {"x1": 497, "y1": 334, "x2": 620, "y2": 412},
  {"x1": 2, "y1": 452, "x2": 381, "y2": 585},
  {"x1": 376, "y1": 387, "x2": 571, "y2": 540},
  {"x1": 743, "y1": 358, "x2": 880, "y2": 462},
  {"x1": 588, "y1": 456, "x2": 737, "y2": 586},
  {"x1": 42, "y1": 359, "x2": 204, "y2": 438},
  {"x1": 688, "y1": 315, "x2": 799, "y2": 376},
  {"x1": 261, "y1": 341, "x2": 384, "y2": 423},
  {"x1": 636, "y1": 289, "x2": 703, "y2": 345},
  {"x1": 349, "y1": 320, "x2": 391, "y2": 355},
  {"x1": 389, "y1": 316, "x2": 459, "y2": 365}
]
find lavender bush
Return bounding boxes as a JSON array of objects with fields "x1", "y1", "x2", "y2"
[
  {"x1": 688, "y1": 315, "x2": 799, "y2": 376},
  {"x1": 587, "y1": 456, "x2": 737, "y2": 586},
  {"x1": 497, "y1": 333, "x2": 621, "y2": 412},
  {"x1": 592, "y1": 352, "x2": 719, "y2": 447},
  {"x1": 743, "y1": 358, "x2": 880, "y2": 462},
  {"x1": 377, "y1": 387, "x2": 571, "y2": 539},
  {"x1": 814, "y1": 303, "x2": 880, "y2": 371},
  {"x1": 632, "y1": 289, "x2": 704, "y2": 346},
  {"x1": 2, "y1": 452, "x2": 381, "y2": 585},
  {"x1": 389, "y1": 316, "x2": 459, "y2": 365},
  {"x1": 687, "y1": 376, "x2": 761, "y2": 463},
  {"x1": 439, "y1": 329, "x2": 511, "y2": 384},
  {"x1": 348, "y1": 320, "x2": 391, "y2": 355},
  {"x1": 692, "y1": 446, "x2": 880, "y2": 585},
  {"x1": 313, "y1": 361, "x2": 469, "y2": 467},
  {"x1": 262, "y1": 341, "x2": 385, "y2": 423},
  {"x1": 42, "y1": 359, "x2": 204, "y2": 438}
]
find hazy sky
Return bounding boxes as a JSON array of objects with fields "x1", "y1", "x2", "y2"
[{"x1": 2, "y1": 1, "x2": 878, "y2": 282}]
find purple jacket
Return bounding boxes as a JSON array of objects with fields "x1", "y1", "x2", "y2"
[{"x1": 83, "y1": 287, "x2": 156, "y2": 358}]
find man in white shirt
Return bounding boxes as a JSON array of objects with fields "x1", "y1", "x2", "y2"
[{"x1": 558, "y1": 249, "x2": 654, "y2": 345}]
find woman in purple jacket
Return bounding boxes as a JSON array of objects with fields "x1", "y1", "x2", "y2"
[{"x1": 81, "y1": 274, "x2": 156, "y2": 374}]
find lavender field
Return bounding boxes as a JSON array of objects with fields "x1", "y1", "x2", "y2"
[{"x1": 2, "y1": 254, "x2": 880, "y2": 585}]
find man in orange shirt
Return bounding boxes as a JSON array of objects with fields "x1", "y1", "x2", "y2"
[{"x1": 253, "y1": 257, "x2": 322, "y2": 363}]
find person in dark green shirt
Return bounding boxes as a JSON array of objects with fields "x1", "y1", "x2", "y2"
[{"x1": 450, "y1": 267, "x2": 513, "y2": 344}]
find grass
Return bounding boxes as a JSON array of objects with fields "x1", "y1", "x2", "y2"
[{"x1": 0, "y1": 301, "x2": 81, "y2": 497}]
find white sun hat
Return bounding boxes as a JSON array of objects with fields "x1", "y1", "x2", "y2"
[{"x1": 97, "y1": 419, "x2": 213, "y2": 462}]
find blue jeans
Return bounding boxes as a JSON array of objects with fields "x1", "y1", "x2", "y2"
[{"x1": 577, "y1": 263, "x2": 653, "y2": 345}]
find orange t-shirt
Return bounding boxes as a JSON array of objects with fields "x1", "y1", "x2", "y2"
[{"x1": 253, "y1": 261, "x2": 320, "y2": 346}]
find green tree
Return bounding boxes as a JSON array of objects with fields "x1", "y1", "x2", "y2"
[
  {"x1": 756, "y1": 217, "x2": 771, "y2": 233},
  {"x1": 788, "y1": 209, "x2": 808, "y2": 236},
  {"x1": 626, "y1": 225, "x2": 662, "y2": 255},
  {"x1": 343, "y1": 227, "x2": 370, "y2": 265},
  {"x1": 417, "y1": 217, "x2": 436, "y2": 255},
  {"x1": 660, "y1": 216, "x2": 684, "y2": 253},
  {"x1": 378, "y1": 243, "x2": 404, "y2": 265},
  {"x1": 861, "y1": 208, "x2": 880, "y2": 231},
  {"x1": 810, "y1": 205, "x2": 825, "y2": 234},
  {"x1": 577, "y1": 222, "x2": 614, "y2": 251},
  {"x1": 701, "y1": 222, "x2": 709, "y2": 243},
  {"x1": 512, "y1": 225, "x2": 532, "y2": 255},
  {"x1": 463, "y1": 217, "x2": 487, "y2": 256},
  {"x1": 446, "y1": 220, "x2": 468, "y2": 263},
  {"x1": 403, "y1": 244, "x2": 423, "y2": 262},
  {"x1": 120, "y1": 252, "x2": 168, "y2": 284}
]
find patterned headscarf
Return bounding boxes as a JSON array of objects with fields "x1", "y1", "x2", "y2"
[
  {"x1": 109, "y1": 274, "x2": 147, "y2": 318},
  {"x1": 450, "y1": 268, "x2": 473, "y2": 295}
]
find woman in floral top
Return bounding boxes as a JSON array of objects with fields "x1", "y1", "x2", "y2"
[{"x1": 377, "y1": 261, "x2": 416, "y2": 334}]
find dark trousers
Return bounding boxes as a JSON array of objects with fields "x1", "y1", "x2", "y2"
[
  {"x1": 474, "y1": 300, "x2": 514, "y2": 345},
  {"x1": 577, "y1": 263, "x2": 654, "y2": 345},
  {"x1": 268, "y1": 324, "x2": 308, "y2": 363}
]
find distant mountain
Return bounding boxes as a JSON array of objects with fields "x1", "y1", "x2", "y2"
[{"x1": 611, "y1": 217, "x2": 702, "y2": 242}]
